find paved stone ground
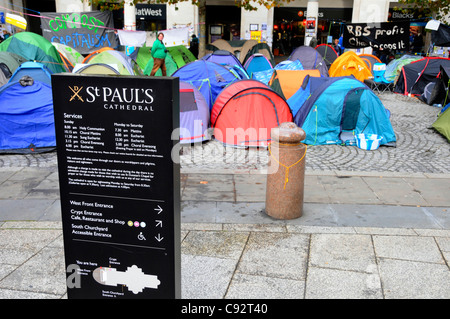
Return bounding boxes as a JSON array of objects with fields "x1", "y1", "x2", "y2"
[
  {"x1": 0, "y1": 93, "x2": 449, "y2": 174},
  {"x1": 179, "y1": 93, "x2": 450, "y2": 174}
]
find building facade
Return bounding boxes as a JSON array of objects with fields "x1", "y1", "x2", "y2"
[{"x1": 0, "y1": 0, "x2": 432, "y2": 55}]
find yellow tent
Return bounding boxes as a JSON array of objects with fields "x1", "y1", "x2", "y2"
[{"x1": 329, "y1": 51, "x2": 372, "y2": 82}]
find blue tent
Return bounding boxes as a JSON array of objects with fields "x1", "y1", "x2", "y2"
[
  {"x1": 0, "y1": 79, "x2": 55, "y2": 153},
  {"x1": 244, "y1": 53, "x2": 273, "y2": 78},
  {"x1": 202, "y1": 50, "x2": 248, "y2": 79},
  {"x1": 289, "y1": 76, "x2": 396, "y2": 146},
  {"x1": 172, "y1": 60, "x2": 241, "y2": 110},
  {"x1": 8, "y1": 61, "x2": 52, "y2": 86}
]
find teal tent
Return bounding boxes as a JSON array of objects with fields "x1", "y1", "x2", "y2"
[{"x1": 290, "y1": 76, "x2": 396, "y2": 146}]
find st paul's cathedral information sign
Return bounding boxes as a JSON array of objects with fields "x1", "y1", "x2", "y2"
[{"x1": 52, "y1": 74, "x2": 180, "y2": 299}]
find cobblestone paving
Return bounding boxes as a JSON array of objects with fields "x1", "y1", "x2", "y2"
[{"x1": 0, "y1": 93, "x2": 449, "y2": 174}]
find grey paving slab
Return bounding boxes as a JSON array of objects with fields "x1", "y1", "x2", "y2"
[
  {"x1": 0, "y1": 180, "x2": 41, "y2": 199},
  {"x1": 38, "y1": 200, "x2": 62, "y2": 221},
  {"x1": 237, "y1": 232, "x2": 309, "y2": 281},
  {"x1": 309, "y1": 234, "x2": 376, "y2": 272},
  {"x1": 181, "y1": 255, "x2": 237, "y2": 299},
  {"x1": 181, "y1": 230, "x2": 249, "y2": 260},
  {"x1": 225, "y1": 273, "x2": 305, "y2": 299},
  {"x1": 320, "y1": 204, "x2": 449, "y2": 229},
  {"x1": 0, "y1": 288, "x2": 62, "y2": 299},
  {"x1": 319, "y1": 176, "x2": 381, "y2": 205},
  {"x1": 305, "y1": 267, "x2": 383, "y2": 299},
  {"x1": 378, "y1": 258, "x2": 450, "y2": 299},
  {"x1": 372, "y1": 235, "x2": 445, "y2": 264},
  {"x1": 0, "y1": 169, "x2": 21, "y2": 184},
  {"x1": 362, "y1": 176, "x2": 428, "y2": 206},
  {"x1": 405, "y1": 177, "x2": 450, "y2": 206},
  {"x1": 0, "y1": 247, "x2": 66, "y2": 296},
  {"x1": 418, "y1": 206, "x2": 450, "y2": 229},
  {"x1": 0, "y1": 199, "x2": 56, "y2": 221},
  {"x1": 303, "y1": 175, "x2": 330, "y2": 203}
]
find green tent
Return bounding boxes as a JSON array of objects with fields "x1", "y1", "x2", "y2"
[
  {"x1": 0, "y1": 32, "x2": 65, "y2": 74},
  {"x1": 0, "y1": 51, "x2": 27, "y2": 74},
  {"x1": 134, "y1": 46, "x2": 153, "y2": 72},
  {"x1": 52, "y1": 42, "x2": 83, "y2": 67},
  {"x1": 143, "y1": 54, "x2": 178, "y2": 76},
  {"x1": 432, "y1": 107, "x2": 450, "y2": 142},
  {"x1": 167, "y1": 45, "x2": 196, "y2": 68},
  {"x1": 87, "y1": 50, "x2": 141, "y2": 75}
]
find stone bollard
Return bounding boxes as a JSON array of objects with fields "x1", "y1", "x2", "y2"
[{"x1": 265, "y1": 122, "x2": 307, "y2": 220}]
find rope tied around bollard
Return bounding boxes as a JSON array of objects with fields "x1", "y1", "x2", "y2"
[{"x1": 268, "y1": 142, "x2": 307, "y2": 190}]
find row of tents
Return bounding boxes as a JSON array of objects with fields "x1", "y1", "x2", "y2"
[{"x1": 0, "y1": 31, "x2": 448, "y2": 154}]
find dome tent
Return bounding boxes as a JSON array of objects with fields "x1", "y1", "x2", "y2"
[
  {"x1": 290, "y1": 76, "x2": 396, "y2": 146},
  {"x1": 84, "y1": 50, "x2": 140, "y2": 75},
  {"x1": 328, "y1": 51, "x2": 372, "y2": 82},
  {"x1": 179, "y1": 81, "x2": 210, "y2": 144},
  {"x1": 211, "y1": 79, "x2": 293, "y2": 147},
  {"x1": 0, "y1": 77, "x2": 55, "y2": 153},
  {"x1": 315, "y1": 44, "x2": 338, "y2": 68},
  {"x1": 172, "y1": 60, "x2": 241, "y2": 110},
  {"x1": 244, "y1": 53, "x2": 273, "y2": 78},
  {"x1": 0, "y1": 32, "x2": 65, "y2": 74},
  {"x1": 288, "y1": 46, "x2": 328, "y2": 77},
  {"x1": 393, "y1": 57, "x2": 450, "y2": 96}
]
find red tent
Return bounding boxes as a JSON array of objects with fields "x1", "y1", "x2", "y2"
[{"x1": 211, "y1": 79, "x2": 293, "y2": 147}]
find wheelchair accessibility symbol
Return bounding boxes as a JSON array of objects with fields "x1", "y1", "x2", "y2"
[{"x1": 138, "y1": 232, "x2": 146, "y2": 241}]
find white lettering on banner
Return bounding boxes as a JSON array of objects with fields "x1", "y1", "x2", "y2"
[{"x1": 344, "y1": 22, "x2": 409, "y2": 50}]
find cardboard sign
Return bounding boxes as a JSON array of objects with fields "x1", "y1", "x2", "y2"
[
  {"x1": 52, "y1": 74, "x2": 180, "y2": 299},
  {"x1": 343, "y1": 22, "x2": 409, "y2": 50}
]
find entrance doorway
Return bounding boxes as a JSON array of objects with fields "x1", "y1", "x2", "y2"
[{"x1": 206, "y1": 5, "x2": 240, "y2": 43}]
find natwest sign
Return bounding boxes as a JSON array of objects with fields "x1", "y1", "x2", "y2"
[{"x1": 136, "y1": 4, "x2": 166, "y2": 20}]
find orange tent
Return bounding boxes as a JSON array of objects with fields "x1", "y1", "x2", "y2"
[
  {"x1": 82, "y1": 47, "x2": 114, "y2": 63},
  {"x1": 329, "y1": 51, "x2": 372, "y2": 82},
  {"x1": 268, "y1": 69, "x2": 321, "y2": 100}
]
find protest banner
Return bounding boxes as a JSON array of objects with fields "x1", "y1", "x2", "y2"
[
  {"x1": 343, "y1": 21, "x2": 409, "y2": 51},
  {"x1": 41, "y1": 11, "x2": 118, "y2": 54}
]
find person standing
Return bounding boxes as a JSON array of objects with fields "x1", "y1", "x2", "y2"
[
  {"x1": 150, "y1": 32, "x2": 167, "y2": 76},
  {"x1": 189, "y1": 34, "x2": 199, "y2": 59},
  {"x1": 333, "y1": 38, "x2": 342, "y2": 55}
]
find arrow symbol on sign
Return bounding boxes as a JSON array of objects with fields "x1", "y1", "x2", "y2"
[
  {"x1": 155, "y1": 233, "x2": 164, "y2": 242},
  {"x1": 155, "y1": 220, "x2": 163, "y2": 228},
  {"x1": 154, "y1": 205, "x2": 163, "y2": 214}
]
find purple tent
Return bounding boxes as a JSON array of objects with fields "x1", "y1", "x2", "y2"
[
  {"x1": 179, "y1": 81, "x2": 210, "y2": 144},
  {"x1": 288, "y1": 46, "x2": 329, "y2": 77},
  {"x1": 202, "y1": 50, "x2": 249, "y2": 79},
  {"x1": 202, "y1": 50, "x2": 242, "y2": 66}
]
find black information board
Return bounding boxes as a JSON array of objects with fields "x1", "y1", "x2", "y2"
[{"x1": 52, "y1": 74, "x2": 180, "y2": 299}]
